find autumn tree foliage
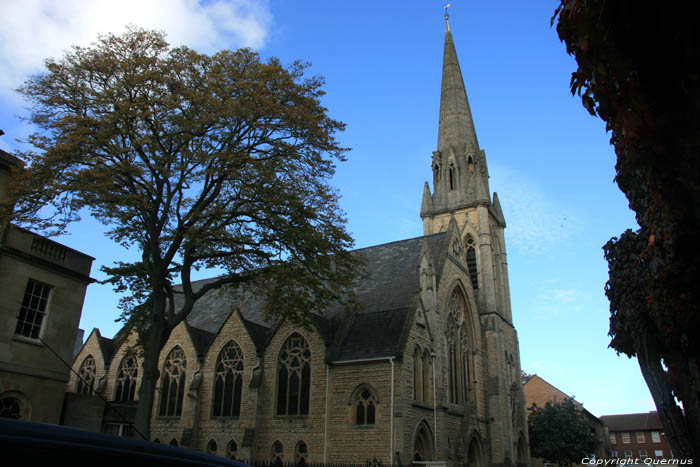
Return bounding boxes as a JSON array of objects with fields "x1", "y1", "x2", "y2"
[
  {"x1": 528, "y1": 398, "x2": 600, "y2": 466},
  {"x1": 553, "y1": 1, "x2": 700, "y2": 459},
  {"x1": 2, "y1": 27, "x2": 359, "y2": 438}
]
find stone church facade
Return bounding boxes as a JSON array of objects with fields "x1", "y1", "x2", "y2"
[{"x1": 65, "y1": 16, "x2": 529, "y2": 467}]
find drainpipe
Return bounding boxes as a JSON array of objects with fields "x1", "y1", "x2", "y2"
[
  {"x1": 432, "y1": 352, "x2": 437, "y2": 461},
  {"x1": 390, "y1": 356, "x2": 395, "y2": 466},
  {"x1": 324, "y1": 364, "x2": 329, "y2": 463}
]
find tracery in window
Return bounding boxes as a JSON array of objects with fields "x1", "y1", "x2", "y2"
[
  {"x1": 212, "y1": 340, "x2": 244, "y2": 417},
  {"x1": 0, "y1": 397, "x2": 22, "y2": 419},
  {"x1": 276, "y1": 333, "x2": 311, "y2": 416},
  {"x1": 158, "y1": 346, "x2": 186, "y2": 417},
  {"x1": 271, "y1": 440, "x2": 284, "y2": 466},
  {"x1": 355, "y1": 387, "x2": 377, "y2": 425},
  {"x1": 76, "y1": 355, "x2": 96, "y2": 395},
  {"x1": 446, "y1": 290, "x2": 472, "y2": 405},
  {"x1": 295, "y1": 441, "x2": 309, "y2": 467},
  {"x1": 114, "y1": 354, "x2": 138, "y2": 401}
]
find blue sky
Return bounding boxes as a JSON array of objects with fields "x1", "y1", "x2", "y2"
[{"x1": 0, "y1": 0, "x2": 652, "y2": 417}]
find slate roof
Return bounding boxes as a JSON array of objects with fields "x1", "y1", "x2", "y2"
[
  {"x1": 0, "y1": 148, "x2": 21, "y2": 170},
  {"x1": 96, "y1": 332, "x2": 116, "y2": 365},
  {"x1": 600, "y1": 412, "x2": 664, "y2": 431},
  {"x1": 172, "y1": 231, "x2": 449, "y2": 362}
]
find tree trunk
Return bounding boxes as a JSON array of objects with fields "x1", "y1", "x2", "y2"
[
  {"x1": 636, "y1": 330, "x2": 699, "y2": 460},
  {"x1": 133, "y1": 291, "x2": 169, "y2": 440}
]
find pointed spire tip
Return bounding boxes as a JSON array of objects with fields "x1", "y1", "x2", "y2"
[{"x1": 444, "y1": 3, "x2": 451, "y2": 32}]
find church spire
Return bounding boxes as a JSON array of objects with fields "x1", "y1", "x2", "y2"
[
  {"x1": 437, "y1": 10, "x2": 479, "y2": 155},
  {"x1": 422, "y1": 8, "x2": 493, "y2": 234}
]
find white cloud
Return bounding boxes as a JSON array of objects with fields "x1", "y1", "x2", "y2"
[
  {"x1": 531, "y1": 287, "x2": 587, "y2": 318},
  {"x1": 489, "y1": 164, "x2": 581, "y2": 255},
  {"x1": 0, "y1": 0, "x2": 273, "y2": 104}
]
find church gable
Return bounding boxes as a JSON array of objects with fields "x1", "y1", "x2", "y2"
[
  {"x1": 150, "y1": 320, "x2": 200, "y2": 435},
  {"x1": 197, "y1": 309, "x2": 257, "y2": 430},
  {"x1": 67, "y1": 328, "x2": 110, "y2": 396},
  {"x1": 103, "y1": 329, "x2": 141, "y2": 402}
]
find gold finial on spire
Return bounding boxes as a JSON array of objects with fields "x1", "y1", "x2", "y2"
[{"x1": 444, "y1": 3, "x2": 452, "y2": 32}]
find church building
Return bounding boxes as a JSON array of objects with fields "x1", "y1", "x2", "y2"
[{"x1": 65, "y1": 14, "x2": 530, "y2": 467}]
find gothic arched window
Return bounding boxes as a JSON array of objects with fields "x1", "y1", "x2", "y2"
[
  {"x1": 114, "y1": 354, "x2": 138, "y2": 401},
  {"x1": 466, "y1": 237, "x2": 478, "y2": 289},
  {"x1": 446, "y1": 290, "x2": 473, "y2": 406},
  {"x1": 76, "y1": 355, "x2": 96, "y2": 395},
  {"x1": 423, "y1": 349, "x2": 432, "y2": 405},
  {"x1": 276, "y1": 333, "x2": 311, "y2": 416},
  {"x1": 271, "y1": 440, "x2": 284, "y2": 465},
  {"x1": 460, "y1": 326, "x2": 469, "y2": 403},
  {"x1": 226, "y1": 440, "x2": 238, "y2": 459},
  {"x1": 355, "y1": 387, "x2": 377, "y2": 425},
  {"x1": 212, "y1": 340, "x2": 244, "y2": 417},
  {"x1": 207, "y1": 439, "x2": 218, "y2": 455},
  {"x1": 449, "y1": 163, "x2": 456, "y2": 190},
  {"x1": 295, "y1": 441, "x2": 309, "y2": 467},
  {"x1": 158, "y1": 346, "x2": 186, "y2": 417},
  {"x1": 446, "y1": 315, "x2": 458, "y2": 404},
  {"x1": 413, "y1": 346, "x2": 423, "y2": 402}
]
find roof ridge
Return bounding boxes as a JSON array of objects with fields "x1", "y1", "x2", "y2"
[{"x1": 351, "y1": 232, "x2": 446, "y2": 253}]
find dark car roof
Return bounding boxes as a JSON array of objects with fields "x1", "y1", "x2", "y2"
[{"x1": 0, "y1": 418, "x2": 248, "y2": 467}]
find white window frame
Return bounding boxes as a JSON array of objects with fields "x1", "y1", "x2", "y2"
[
  {"x1": 622, "y1": 432, "x2": 631, "y2": 444},
  {"x1": 651, "y1": 431, "x2": 661, "y2": 443},
  {"x1": 14, "y1": 279, "x2": 52, "y2": 341},
  {"x1": 655, "y1": 450, "x2": 664, "y2": 459},
  {"x1": 637, "y1": 432, "x2": 646, "y2": 443}
]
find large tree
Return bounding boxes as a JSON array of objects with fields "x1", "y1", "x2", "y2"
[
  {"x1": 2, "y1": 27, "x2": 359, "y2": 438},
  {"x1": 528, "y1": 398, "x2": 600, "y2": 466},
  {"x1": 553, "y1": 1, "x2": 700, "y2": 459}
]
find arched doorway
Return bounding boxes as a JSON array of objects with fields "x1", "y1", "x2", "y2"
[
  {"x1": 467, "y1": 436, "x2": 485, "y2": 467},
  {"x1": 413, "y1": 421, "x2": 434, "y2": 462},
  {"x1": 516, "y1": 433, "x2": 529, "y2": 467}
]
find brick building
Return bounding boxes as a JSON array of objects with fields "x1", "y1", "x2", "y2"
[
  {"x1": 0, "y1": 148, "x2": 94, "y2": 424},
  {"x1": 523, "y1": 374, "x2": 610, "y2": 465},
  {"x1": 600, "y1": 411, "x2": 673, "y2": 461},
  {"x1": 64, "y1": 14, "x2": 529, "y2": 467}
]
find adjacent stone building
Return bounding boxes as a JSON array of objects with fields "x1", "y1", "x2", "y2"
[
  {"x1": 65, "y1": 15, "x2": 529, "y2": 467},
  {"x1": 0, "y1": 148, "x2": 95, "y2": 423}
]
